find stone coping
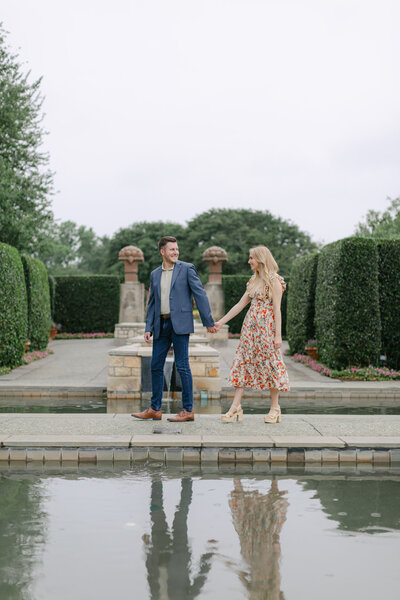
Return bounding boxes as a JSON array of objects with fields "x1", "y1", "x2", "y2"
[
  {"x1": 1, "y1": 434, "x2": 400, "y2": 449},
  {"x1": 0, "y1": 446, "x2": 399, "y2": 467}
]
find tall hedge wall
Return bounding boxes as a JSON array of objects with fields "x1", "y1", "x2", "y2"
[
  {"x1": 377, "y1": 239, "x2": 400, "y2": 369},
  {"x1": 22, "y1": 256, "x2": 52, "y2": 350},
  {"x1": 0, "y1": 244, "x2": 28, "y2": 366},
  {"x1": 287, "y1": 253, "x2": 318, "y2": 353},
  {"x1": 54, "y1": 276, "x2": 120, "y2": 333},
  {"x1": 315, "y1": 237, "x2": 381, "y2": 369},
  {"x1": 222, "y1": 275, "x2": 250, "y2": 333},
  {"x1": 222, "y1": 273, "x2": 289, "y2": 335},
  {"x1": 48, "y1": 274, "x2": 56, "y2": 320}
]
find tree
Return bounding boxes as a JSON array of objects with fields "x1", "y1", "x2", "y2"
[
  {"x1": 37, "y1": 220, "x2": 110, "y2": 275},
  {"x1": 0, "y1": 24, "x2": 54, "y2": 252},
  {"x1": 184, "y1": 208, "x2": 318, "y2": 279},
  {"x1": 355, "y1": 197, "x2": 400, "y2": 239},
  {"x1": 106, "y1": 221, "x2": 186, "y2": 285}
]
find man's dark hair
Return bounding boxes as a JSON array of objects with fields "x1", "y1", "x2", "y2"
[{"x1": 158, "y1": 236, "x2": 177, "y2": 251}]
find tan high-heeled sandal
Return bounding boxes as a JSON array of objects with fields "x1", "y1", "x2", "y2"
[
  {"x1": 221, "y1": 405, "x2": 243, "y2": 423},
  {"x1": 264, "y1": 407, "x2": 281, "y2": 423}
]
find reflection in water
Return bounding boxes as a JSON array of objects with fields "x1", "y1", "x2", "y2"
[
  {"x1": 229, "y1": 479, "x2": 289, "y2": 600},
  {"x1": 0, "y1": 474, "x2": 46, "y2": 600},
  {"x1": 303, "y1": 478, "x2": 400, "y2": 534},
  {"x1": 143, "y1": 478, "x2": 213, "y2": 600}
]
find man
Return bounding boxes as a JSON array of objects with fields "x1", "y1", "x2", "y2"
[{"x1": 132, "y1": 236, "x2": 216, "y2": 422}]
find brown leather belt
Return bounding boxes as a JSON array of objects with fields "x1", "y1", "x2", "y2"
[{"x1": 161, "y1": 313, "x2": 171, "y2": 320}]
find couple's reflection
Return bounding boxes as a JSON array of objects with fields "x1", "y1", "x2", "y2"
[
  {"x1": 142, "y1": 478, "x2": 212, "y2": 600},
  {"x1": 229, "y1": 478, "x2": 289, "y2": 600}
]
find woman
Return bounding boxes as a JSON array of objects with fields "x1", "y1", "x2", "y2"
[{"x1": 214, "y1": 246, "x2": 290, "y2": 423}]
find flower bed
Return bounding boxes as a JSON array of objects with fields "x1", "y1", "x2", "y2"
[
  {"x1": 330, "y1": 365, "x2": 400, "y2": 381},
  {"x1": 290, "y1": 353, "x2": 400, "y2": 381},
  {"x1": 290, "y1": 353, "x2": 332, "y2": 377},
  {"x1": 22, "y1": 349, "x2": 54, "y2": 365},
  {"x1": 54, "y1": 332, "x2": 114, "y2": 340},
  {"x1": 0, "y1": 349, "x2": 53, "y2": 376}
]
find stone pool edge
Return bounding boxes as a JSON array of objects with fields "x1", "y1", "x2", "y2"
[{"x1": 1, "y1": 434, "x2": 400, "y2": 466}]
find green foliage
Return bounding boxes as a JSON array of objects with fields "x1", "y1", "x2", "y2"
[
  {"x1": 184, "y1": 208, "x2": 317, "y2": 282},
  {"x1": 48, "y1": 274, "x2": 56, "y2": 319},
  {"x1": 54, "y1": 276, "x2": 120, "y2": 333},
  {"x1": 287, "y1": 253, "x2": 318, "y2": 353},
  {"x1": 38, "y1": 220, "x2": 110, "y2": 275},
  {"x1": 355, "y1": 197, "x2": 400, "y2": 239},
  {"x1": 377, "y1": 239, "x2": 400, "y2": 369},
  {"x1": 222, "y1": 275, "x2": 251, "y2": 333},
  {"x1": 21, "y1": 255, "x2": 51, "y2": 350},
  {"x1": 0, "y1": 25, "x2": 53, "y2": 253},
  {"x1": 315, "y1": 238, "x2": 381, "y2": 369},
  {"x1": 0, "y1": 243, "x2": 28, "y2": 366},
  {"x1": 105, "y1": 221, "x2": 186, "y2": 285}
]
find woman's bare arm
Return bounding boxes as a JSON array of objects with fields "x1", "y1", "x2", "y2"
[{"x1": 214, "y1": 291, "x2": 251, "y2": 330}]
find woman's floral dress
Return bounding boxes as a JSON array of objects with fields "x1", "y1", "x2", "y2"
[{"x1": 229, "y1": 274, "x2": 290, "y2": 391}]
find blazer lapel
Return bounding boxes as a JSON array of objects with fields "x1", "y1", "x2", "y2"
[
  {"x1": 153, "y1": 266, "x2": 162, "y2": 298},
  {"x1": 170, "y1": 261, "x2": 181, "y2": 291}
]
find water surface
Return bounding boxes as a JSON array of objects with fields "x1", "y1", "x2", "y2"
[{"x1": 0, "y1": 467, "x2": 399, "y2": 600}]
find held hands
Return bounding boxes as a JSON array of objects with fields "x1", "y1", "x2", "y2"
[
  {"x1": 213, "y1": 321, "x2": 223, "y2": 332},
  {"x1": 144, "y1": 331, "x2": 152, "y2": 343},
  {"x1": 206, "y1": 326, "x2": 217, "y2": 333},
  {"x1": 274, "y1": 336, "x2": 282, "y2": 350}
]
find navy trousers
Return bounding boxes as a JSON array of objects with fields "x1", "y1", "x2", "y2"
[{"x1": 150, "y1": 319, "x2": 193, "y2": 412}]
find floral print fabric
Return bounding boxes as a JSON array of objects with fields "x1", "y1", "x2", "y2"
[{"x1": 229, "y1": 274, "x2": 290, "y2": 391}]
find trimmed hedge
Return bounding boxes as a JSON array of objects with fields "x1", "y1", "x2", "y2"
[
  {"x1": 222, "y1": 273, "x2": 289, "y2": 335},
  {"x1": 54, "y1": 276, "x2": 120, "y2": 333},
  {"x1": 377, "y1": 239, "x2": 400, "y2": 369},
  {"x1": 287, "y1": 253, "x2": 318, "y2": 353},
  {"x1": 48, "y1": 274, "x2": 56, "y2": 320},
  {"x1": 315, "y1": 237, "x2": 381, "y2": 369},
  {"x1": 222, "y1": 275, "x2": 251, "y2": 334},
  {"x1": 21, "y1": 256, "x2": 52, "y2": 350},
  {"x1": 0, "y1": 244, "x2": 28, "y2": 366}
]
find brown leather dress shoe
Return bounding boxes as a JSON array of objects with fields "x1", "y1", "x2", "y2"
[
  {"x1": 132, "y1": 407, "x2": 162, "y2": 420},
  {"x1": 167, "y1": 409, "x2": 194, "y2": 422}
]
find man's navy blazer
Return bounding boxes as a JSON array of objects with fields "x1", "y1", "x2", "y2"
[{"x1": 145, "y1": 260, "x2": 214, "y2": 339}]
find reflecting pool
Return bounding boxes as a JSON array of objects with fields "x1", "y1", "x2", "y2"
[
  {"x1": 0, "y1": 467, "x2": 399, "y2": 599},
  {"x1": 1, "y1": 395, "x2": 400, "y2": 415}
]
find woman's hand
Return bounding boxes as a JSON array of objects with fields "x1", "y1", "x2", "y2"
[
  {"x1": 274, "y1": 336, "x2": 282, "y2": 350},
  {"x1": 214, "y1": 321, "x2": 222, "y2": 332}
]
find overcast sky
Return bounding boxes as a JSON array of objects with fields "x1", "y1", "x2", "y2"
[{"x1": 2, "y1": 0, "x2": 399, "y2": 245}]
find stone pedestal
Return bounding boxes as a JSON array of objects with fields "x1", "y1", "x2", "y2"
[
  {"x1": 115, "y1": 245, "x2": 145, "y2": 338},
  {"x1": 202, "y1": 246, "x2": 228, "y2": 322},
  {"x1": 119, "y1": 283, "x2": 145, "y2": 323},
  {"x1": 107, "y1": 339, "x2": 221, "y2": 399},
  {"x1": 204, "y1": 282, "x2": 225, "y2": 322}
]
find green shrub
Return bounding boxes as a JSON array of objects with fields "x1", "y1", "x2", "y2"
[
  {"x1": 287, "y1": 254, "x2": 318, "y2": 353},
  {"x1": 281, "y1": 276, "x2": 289, "y2": 339},
  {"x1": 222, "y1": 275, "x2": 251, "y2": 333},
  {"x1": 0, "y1": 244, "x2": 28, "y2": 366},
  {"x1": 315, "y1": 237, "x2": 381, "y2": 369},
  {"x1": 377, "y1": 239, "x2": 400, "y2": 369},
  {"x1": 21, "y1": 256, "x2": 52, "y2": 350},
  {"x1": 54, "y1": 275, "x2": 120, "y2": 333},
  {"x1": 222, "y1": 273, "x2": 289, "y2": 335},
  {"x1": 48, "y1": 274, "x2": 56, "y2": 320}
]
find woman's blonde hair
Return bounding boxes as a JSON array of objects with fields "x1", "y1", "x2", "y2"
[{"x1": 247, "y1": 246, "x2": 279, "y2": 298}]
